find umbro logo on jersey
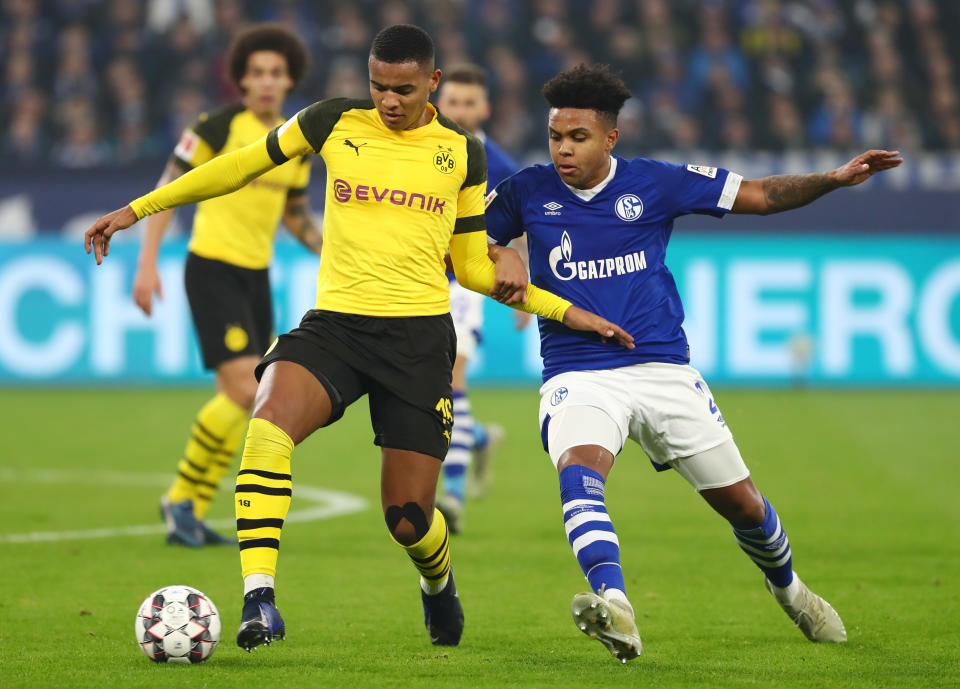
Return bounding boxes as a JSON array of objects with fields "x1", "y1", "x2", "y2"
[
  {"x1": 543, "y1": 201, "x2": 563, "y2": 216},
  {"x1": 344, "y1": 139, "x2": 367, "y2": 156}
]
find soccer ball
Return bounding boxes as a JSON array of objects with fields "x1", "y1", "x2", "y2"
[{"x1": 135, "y1": 585, "x2": 221, "y2": 663}]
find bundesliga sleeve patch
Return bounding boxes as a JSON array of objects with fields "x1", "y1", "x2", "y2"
[
  {"x1": 484, "y1": 189, "x2": 498, "y2": 207},
  {"x1": 174, "y1": 129, "x2": 199, "y2": 160},
  {"x1": 687, "y1": 164, "x2": 718, "y2": 178}
]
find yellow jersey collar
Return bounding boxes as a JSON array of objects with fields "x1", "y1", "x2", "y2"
[{"x1": 374, "y1": 102, "x2": 439, "y2": 135}]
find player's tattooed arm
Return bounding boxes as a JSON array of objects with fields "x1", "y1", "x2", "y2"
[
  {"x1": 732, "y1": 149, "x2": 903, "y2": 215},
  {"x1": 283, "y1": 195, "x2": 323, "y2": 256}
]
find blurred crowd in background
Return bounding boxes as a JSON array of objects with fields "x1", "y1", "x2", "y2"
[{"x1": 3, "y1": 0, "x2": 960, "y2": 169}]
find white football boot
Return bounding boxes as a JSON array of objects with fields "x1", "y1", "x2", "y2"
[
  {"x1": 571, "y1": 592, "x2": 642, "y2": 663},
  {"x1": 765, "y1": 575, "x2": 847, "y2": 642}
]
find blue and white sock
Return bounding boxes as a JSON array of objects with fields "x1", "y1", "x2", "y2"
[
  {"x1": 733, "y1": 496, "x2": 795, "y2": 592},
  {"x1": 559, "y1": 464, "x2": 626, "y2": 598},
  {"x1": 442, "y1": 391, "x2": 473, "y2": 502}
]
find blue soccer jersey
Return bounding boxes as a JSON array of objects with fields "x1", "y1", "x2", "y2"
[
  {"x1": 486, "y1": 155, "x2": 742, "y2": 380},
  {"x1": 484, "y1": 136, "x2": 519, "y2": 190}
]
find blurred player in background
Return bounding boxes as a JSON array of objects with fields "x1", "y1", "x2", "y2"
[
  {"x1": 486, "y1": 64, "x2": 902, "y2": 662},
  {"x1": 434, "y1": 64, "x2": 520, "y2": 532},
  {"x1": 132, "y1": 25, "x2": 322, "y2": 548},
  {"x1": 86, "y1": 26, "x2": 632, "y2": 653}
]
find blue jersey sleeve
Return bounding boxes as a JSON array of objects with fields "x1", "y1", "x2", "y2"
[
  {"x1": 484, "y1": 174, "x2": 524, "y2": 246},
  {"x1": 484, "y1": 138, "x2": 520, "y2": 189},
  {"x1": 657, "y1": 161, "x2": 744, "y2": 218}
]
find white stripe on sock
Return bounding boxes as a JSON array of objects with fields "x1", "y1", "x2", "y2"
[
  {"x1": 564, "y1": 510, "x2": 612, "y2": 537},
  {"x1": 450, "y1": 428, "x2": 473, "y2": 444},
  {"x1": 736, "y1": 518, "x2": 783, "y2": 545},
  {"x1": 736, "y1": 535, "x2": 790, "y2": 559},
  {"x1": 747, "y1": 548, "x2": 792, "y2": 569},
  {"x1": 562, "y1": 498, "x2": 605, "y2": 513},
  {"x1": 571, "y1": 530, "x2": 619, "y2": 557}
]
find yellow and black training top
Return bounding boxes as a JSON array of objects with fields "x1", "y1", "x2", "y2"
[
  {"x1": 172, "y1": 103, "x2": 311, "y2": 269},
  {"x1": 131, "y1": 98, "x2": 570, "y2": 321}
]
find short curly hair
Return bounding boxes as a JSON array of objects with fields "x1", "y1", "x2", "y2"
[
  {"x1": 228, "y1": 24, "x2": 308, "y2": 90},
  {"x1": 542, "y1": 64, "x2": 632, "y2": 127}
]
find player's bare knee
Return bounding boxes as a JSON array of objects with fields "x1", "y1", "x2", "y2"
[
  {"x1": 249, "y1": 390, "x2": 299, "y2": 440},
  {"x1": 704, "y1": 479, "x2": 766, "y2": 527},
  {"x1": 385, "y1": 501, "x2": 431, "y2": 545},
  {"x1": 556, "y1": 445, "x2": 614, "y2": 478},
  {"x1": 216, "y1": 357, "x2": 260, "y2": 410},
  {"x1": 226, "y1": 380, "x2": 258, "y2": 410}
]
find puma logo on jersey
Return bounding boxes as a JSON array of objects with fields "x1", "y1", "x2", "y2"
[{"x1": 344, "y1": 139, "x2": 367, "y2": 155}]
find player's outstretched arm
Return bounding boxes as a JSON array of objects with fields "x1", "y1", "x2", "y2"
[
  {"x1": 85, "y1": 116, "x2": 318, "y2": 264},
  {"x1": 732, "y1": 149, "x2": 903, "y2": 215},
  {"x1": 449, "y1": 229, "x2": 634, "y2": 348},
  {"x1": 84, "y1": 138, "x2": 279, "y2": 264}
]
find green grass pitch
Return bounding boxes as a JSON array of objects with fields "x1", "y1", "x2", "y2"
[{"x1": 1, "y1": 387, "x2": 958, "y2": 688}]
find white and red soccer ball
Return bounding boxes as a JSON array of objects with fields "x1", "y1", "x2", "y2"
[{"x1": 135, "y1": 585, "x2": 220, "y2": 663}]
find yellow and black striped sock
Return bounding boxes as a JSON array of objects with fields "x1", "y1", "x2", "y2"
[
  {"x1": 236, "y1": 418, "x2": 294, "y2": 579},
  {"x1": 401, "y1": 509, "x2": 451, "y2": 593},
  {"x1": 166, "y1": 393, "x2": 247, "y2": 507},
  {"x1": 193, "y1": 416, "x2": 246, "y2": 520}
]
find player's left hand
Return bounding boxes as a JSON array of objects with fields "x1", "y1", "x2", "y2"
[
  {"x1": 562, "y1": 306, "x2": 635, "y2": 349},
  {"x1": 84, "y1": 205, "x2": 138, "y2": 264},
  {"x1": 833, "y1": 150, "x2": 903, "y2": 186},
  {"x1": 488, "y1": 244, "x2": 528, "y2": 305}
]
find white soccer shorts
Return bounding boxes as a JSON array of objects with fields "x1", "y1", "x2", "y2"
[
  {"x1": 538, "y1": 362, "x2": 748, "y2": 491},
  {"x1": 449, "y1": 278, "x2": 485, "y2": 360}
]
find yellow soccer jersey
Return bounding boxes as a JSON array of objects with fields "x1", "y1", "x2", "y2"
[
  {"x1": 173, "y1": 104, "x2": 311, "y2": 269},
  {"x1": 130, "y1": 99, "x2": 572, "y2": 323},
  {"x1": 267, "y1": 98, "x2": 487, "y2": 316}
]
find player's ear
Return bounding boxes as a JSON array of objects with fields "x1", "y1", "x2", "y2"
[
  {"x1": 606, "y1": 128, "x2": 619, "y2": 152},
  {"x1": 429, "y1": 69, "x2": 441, "y2": 93}
]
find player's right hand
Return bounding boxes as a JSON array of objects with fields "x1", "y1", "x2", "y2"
[
  {"x1": 562, "y1": 306, "x2": 635, "y2": 349},
  {"x1": 84, "y1": 204, "x2": 138, "y2": 265},
  {"x1": 133, "y1": 266, "x2": 163, "y2": 316}
]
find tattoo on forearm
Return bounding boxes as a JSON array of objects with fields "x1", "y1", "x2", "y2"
[{"x1": 761, "y1": 174, "x2": 838, "y2": 213}]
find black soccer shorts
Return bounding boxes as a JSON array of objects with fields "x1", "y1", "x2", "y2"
[
  {"x1": 184, "y1": 252, "x2": 273, "y2": 370},
  {"x1": 256, "y1": 309, "x2": 456, "y2": 460}
]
